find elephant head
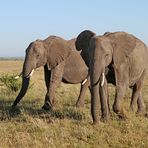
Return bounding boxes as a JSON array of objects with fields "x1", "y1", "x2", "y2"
[
  {"x1": 89, "y1": 36, "x2": 113, "y2": 81},
  {"x1": 12, "y1": 36, "x2": 71, "y2": 107},
  {"x1": 76, "y1": 31, "x2": 112, "y2": 88},
  {"x1": 23, "y1": 36, "x2": 71, "y2": 77}
]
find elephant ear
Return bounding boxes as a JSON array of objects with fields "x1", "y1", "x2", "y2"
[
  {"x1": 75, "y1": 30, "x2": 96, "y2": 51},
  {"x1": 44, "y1": 36, "x2": 72, "y2": 69}
]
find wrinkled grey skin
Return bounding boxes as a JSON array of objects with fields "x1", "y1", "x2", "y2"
[
  {"x1": 76, "y1": 30, "x2": 148, "y2": 123},
  {"x1": 12, "y1": 36, "x2": 89, "y2": 110}
]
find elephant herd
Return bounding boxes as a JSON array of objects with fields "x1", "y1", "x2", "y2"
[{"x1": 12, "y1": 30, "x2": 148, "y2": 123}]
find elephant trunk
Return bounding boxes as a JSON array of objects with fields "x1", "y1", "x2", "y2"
[
  {"x1": 12, "y1": 77, "x2": 30, "y2": 107},
  {"x1": 90, "y1": 61, "x2": 105, "y2": 123},
  {"x1": 23, "y1": 56, "x2": 36, "y2": 78},
  {"x1": 91, "y1": 79, "x2": 100, "y2": 123},
  {"x1": 12, "y1": 56, "x2": 35, "y2": 107}
]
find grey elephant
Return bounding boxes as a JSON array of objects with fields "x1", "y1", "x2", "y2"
[
  {"x1": 12, "y1": 36, "x2": 90, "y2": 110},
  {"x1": 76, "y1": 30, "x2": 148, "y2": 123}
]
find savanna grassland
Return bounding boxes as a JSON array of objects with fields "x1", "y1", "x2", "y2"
[{"x1": 0, "y1": 60, "x2": 148, "y2": 148}]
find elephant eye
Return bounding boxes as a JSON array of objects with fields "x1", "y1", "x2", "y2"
[
  {"x1": 36, "y1": 54, "x2": 40, "y2": 58},
  {"x1": 105, "y1": 53, "x2": 109, "y2": 57}
]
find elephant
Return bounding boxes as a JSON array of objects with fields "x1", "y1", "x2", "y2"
[
  {"x1": 12, "y1": 36, "x2": 90, "y2": 110},
  {"x1": 76, "y1": 30, "x2": 148, "y2": 123}
]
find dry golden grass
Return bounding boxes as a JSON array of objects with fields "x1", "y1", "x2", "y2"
[{"x1": 0, "y1": 60, "x2": 148, "y2": 148}]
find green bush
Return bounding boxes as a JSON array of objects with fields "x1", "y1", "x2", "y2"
[{"x1": 0, "y1": 73, "x2": 22, "y2": 92}]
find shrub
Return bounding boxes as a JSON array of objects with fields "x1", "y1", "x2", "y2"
[{"x1": 0, "y1": 73, "x2": 22, "y2": 92}]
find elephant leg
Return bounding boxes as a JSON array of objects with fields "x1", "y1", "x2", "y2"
[
  {"x1": 130, "y1": 70, "x2": 146, "y2": 114},
  {"x1": 44, "y1": 64, "x2": 51, "y2": 90},
  {"x1": 99, "y1": 76, "x2": 110, "y2": 122},
  {"x1": 113, "y1": 66, "x2": 128, "y2": 118},
  {"x1": 42, "y1": 62, "x2": 65, "y2": 111},
  {"x1": 76, "y1": 78, "x2": 90, "y2": 107},
  {"x1": 42, "y1": 65, "x2": 52, "y2": 110},
  {"x1": 113, "y1": 83, "x2": 128, "y2": 118},
  {"x1": 137, "y1": 93, "x2": 146, "y2": 115},
  {"x1": 130, "y1": 85, "x2": 139, "y2": 112}
]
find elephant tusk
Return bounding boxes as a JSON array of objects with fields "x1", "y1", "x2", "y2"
[
  {"x1": 82, "y1": 78, "x2": 87, "y2": 85},
  {"x1": 14, "y1": 75, "x2": 20, "y2": 79},
  {"x1": 101, "y1": 72, "x2": 105, "y2": 87},
  {"x1": 14, "y1": 72, "x2": 22, "y2": 79},
  {"x1": 27, "y1": 69, "x2": 34, "y2": 78}
]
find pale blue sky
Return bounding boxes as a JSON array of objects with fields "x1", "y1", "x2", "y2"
[{"x1": 0, "y1": 0, "x2": 148, "y2": 57}]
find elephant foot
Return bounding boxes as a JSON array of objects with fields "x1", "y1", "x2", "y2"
[
  {"x1": 42, "y1": 103, "x2": 53, "y2": 112},
  {"x1": 129, "y1": 105, "x2": 135, "y2": 112},
  {"x1": 116, "y1": 109, "x2": 128, "y2": 120},
  {"x1": 76, "y1": 101, "x2": 84, "y2": 108},
  {"x1": 100, "y1": 115, "x2": 110, "y2": 123},
  {"x1": 117, "y1": 113, "x2": 128, "y2": 120},
  {"x1": 113, "y1": 106, "x2": 128, "y2": 120},
  {"x1": 113, "y1": 104, "x2": 120, "y2": 114},
  {"x1": 92, "y1": 121, "x2": 99, "y2": 125},
  {"x1": 136, "y1": 109, "x2": 147, "y2": 117}
]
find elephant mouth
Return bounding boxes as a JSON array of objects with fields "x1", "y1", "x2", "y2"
[
  {"x1": 91, "y1": 72, "x2": 105, "y2": 87},
  {"x1": 15, "y1": 69, "x2": 35, "y2": 79},
  {"x1": 101, "y1": 73, "x2": 105, "y2": 86},
  {"x1": 26, "y1": 69, "x2": 35, "y2": 78}
]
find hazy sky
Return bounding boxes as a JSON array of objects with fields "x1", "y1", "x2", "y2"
[{"x1": 0, "y1": 0, "x2": 148, "y2": 57}]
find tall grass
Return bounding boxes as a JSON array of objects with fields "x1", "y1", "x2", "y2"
[{"x1": 0, "y1": 61, "x2": 148, "y2": 148}]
